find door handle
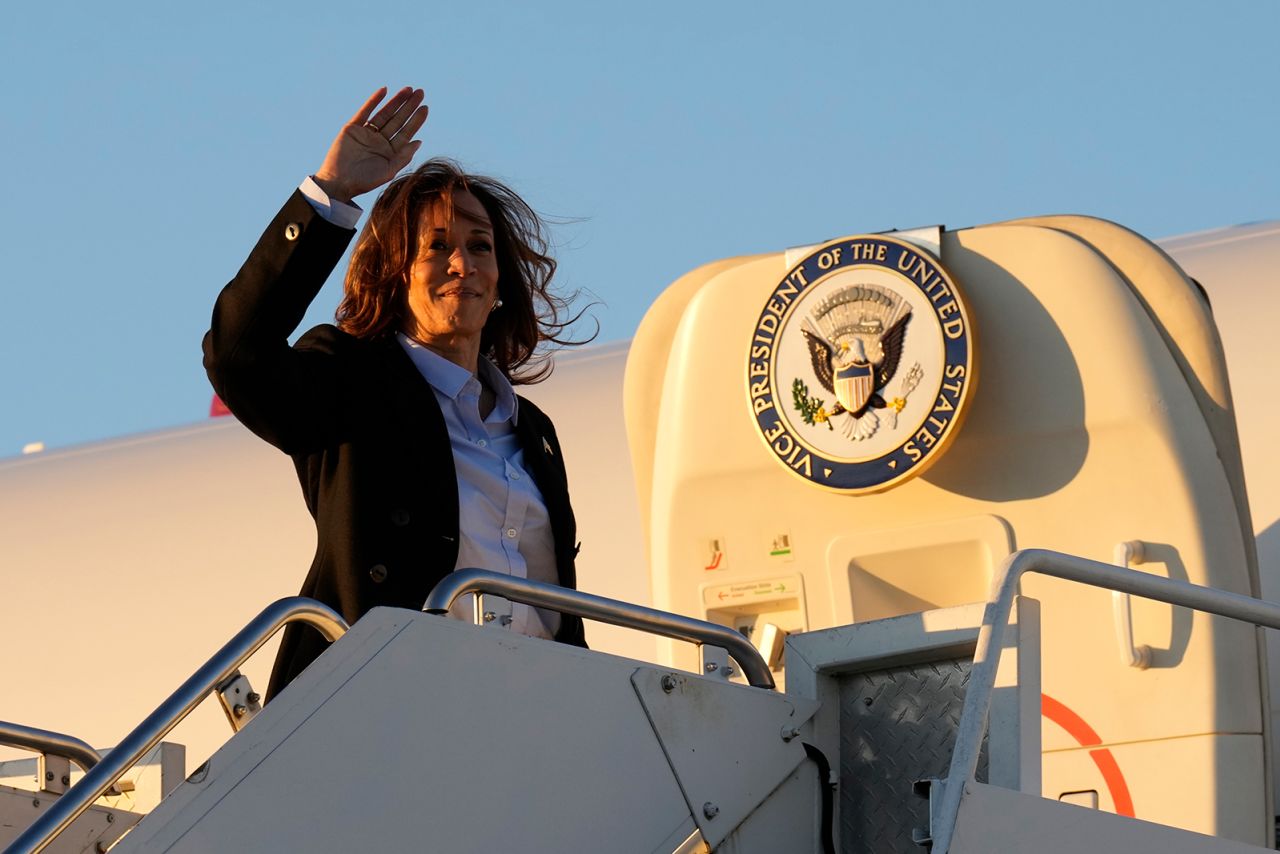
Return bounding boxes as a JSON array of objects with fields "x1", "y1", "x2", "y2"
[{"x1": 1112, "y1": 540, "x2": 1153, "y2": 669}]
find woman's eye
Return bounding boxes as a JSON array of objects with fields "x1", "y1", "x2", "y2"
[
  {"x1": 470, "y1": 241, "x2": 493, "y2": 254},
  {"x1": 427, "y1": 239, "x2": 450, "y2": 252}
]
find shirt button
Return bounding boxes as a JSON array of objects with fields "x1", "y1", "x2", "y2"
[
  {"x1": 510, "y1": 471, "x2": 520, "y2": 481},
  {"x1": 505, "y1": 528, "x2": 517, "y2": 539},
  {"x1": 477, "y1": 439, "x2": 488, "y2": 448},
  {"x1": 390, "y1": 509, "x2": 411, "y2": 527},
  {"x1": 368, "y1": 564, "x2": 389, "y2": 583}
]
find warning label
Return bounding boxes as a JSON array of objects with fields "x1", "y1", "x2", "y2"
[{"x1": 702, "y1": 577, "x2": 796, "y2": 607}]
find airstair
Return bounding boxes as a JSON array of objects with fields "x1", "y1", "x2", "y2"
[{"x1": 4, "y1": 552, "x2": 1280, "y2": 853}]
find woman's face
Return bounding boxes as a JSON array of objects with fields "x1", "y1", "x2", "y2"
[{"x1": 403, "y1": 190, "x2": 500, "y2": 349}]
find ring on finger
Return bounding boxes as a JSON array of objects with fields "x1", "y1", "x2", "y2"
[{"x1": 363, "y1": 121, "x2": 383, "y2": 134}]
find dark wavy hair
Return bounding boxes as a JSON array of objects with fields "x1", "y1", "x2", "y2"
[{"x1": 336, "y1": 158, "x2": 590, "y2": 382}]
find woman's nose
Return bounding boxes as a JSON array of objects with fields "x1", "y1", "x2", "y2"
[{"x1": 448, "y1": 248, "x2": 475, "y2": 276}]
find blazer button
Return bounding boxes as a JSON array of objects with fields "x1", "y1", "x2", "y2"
[
  {"x1": 368, "y1": 564, "x2": 389, "y2": 583},
  {"x1": 284, "y1": 222, "x2": 302, "y2": 241},
  {"x1": 390, "y1": 509, "x2": 411, "y2": 527}
]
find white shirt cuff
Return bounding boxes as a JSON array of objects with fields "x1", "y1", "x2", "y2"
[{"x1": 299, "y1": 176, "x2": 363, "y2": 230}]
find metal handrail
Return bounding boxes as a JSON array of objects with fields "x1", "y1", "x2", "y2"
[
  {"x1": 0, "y1": 722, "x2": 103, "y2": 774},
  {"x1": 932, "y1": 548, "x2": 1280, "y2": 854},
  {"x1": 0, "y1": 722, "x2": 129, "y2": 796},
  {"x1": 5, "y1": 597, "x2": 348, "y2": 854},
  {"x1": 425, "y1": 568, "x2": 776, "y2": 689}
]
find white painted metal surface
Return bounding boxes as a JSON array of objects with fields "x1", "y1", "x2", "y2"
[
  {"x1": 0, "y1": 744, "x2": 185, "y2": 820},
  {"x1": 626, "y1": 216, "x2": 1269, "y2": 841},
  {"x1": 935, "y1": 549, "x2": 1280, "y2": 853},
  {"x1": 631, "y1": 669, "x2": 816, "y2": 848},
  {"x1": 7, "y1": 599, "x2": 346, "y2": 854},
  {"x1": 1163, "y1": 222, "x2": 1280, "y2": 803},
  {"x1": 947, "y1": 781, "x2": 1266, "y2": 854},
  {"x1": 0, "y1": 788, "x2": 140, "y2": 854},
  {"x1": 116, "y1": 608, "x2": 810, "y2": 853}
]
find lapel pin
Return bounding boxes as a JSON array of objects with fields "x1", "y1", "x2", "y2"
[{"x1": 543, "y1": 437, "x2": 554, "y2": 456}]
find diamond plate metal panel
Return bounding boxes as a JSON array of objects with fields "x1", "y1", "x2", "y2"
[
  {"x1": 838, "y1": 658, "x2": 988, "y2": 853},
  {"x1": 631, "y1": 668, "x2": 818, "y2": 850}
]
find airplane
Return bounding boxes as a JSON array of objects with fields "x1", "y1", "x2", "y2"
[{"x1": 0, "y1": 214, "x2": 1277, "y2": 851}]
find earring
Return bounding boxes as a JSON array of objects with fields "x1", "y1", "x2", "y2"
[{"x1": 492, "y1": 299, "x2": 504, "y2": 311}]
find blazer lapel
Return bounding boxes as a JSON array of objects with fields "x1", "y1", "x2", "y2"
[
  {"x1": 372, "y1": 336, "x2": 457, "y2": 497},
  {"x1": 514, "y1": 402, "x2": 557, "y2": 492}
]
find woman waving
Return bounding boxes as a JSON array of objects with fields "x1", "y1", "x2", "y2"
[{"x1": 205, "y1": 86, "x2": 587, "y2": 699}]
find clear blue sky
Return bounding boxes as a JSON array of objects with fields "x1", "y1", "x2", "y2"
[{"x1": 2, "y1": 0, "x2": 1276, "y2": 455}]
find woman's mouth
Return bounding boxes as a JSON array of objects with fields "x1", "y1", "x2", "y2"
[{"x1": 438, "y1": 288, "x2": 482, "y2": 299}]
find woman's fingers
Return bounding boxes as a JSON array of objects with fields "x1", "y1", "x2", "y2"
[
  {"x1": 348, "y1": 86, "x2": 390, "y2": 126},
  {"x1": 391, "y1": 139, "x2": 424, "y2": 172},
  {"x1": 390, "y1": 104, "x2": 429, "y2": 151},
  {"x1": 367, "y1": 87, "x2": 422, "y2": 133},
  {"x1": 382, "y1": 94, "x2": 425, "y2": 138}
]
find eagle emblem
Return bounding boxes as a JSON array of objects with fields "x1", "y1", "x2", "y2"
[
  {"x1": 748, "y1": 234, "x2": 974, "y2": 493},
  {"x1": 796, "y1": 285, "x2": 918, "y2": 440}
]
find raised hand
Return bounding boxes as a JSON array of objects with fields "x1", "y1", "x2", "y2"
[{"x1": 314, "y1": 86, "x2": 428, "y2": 202}]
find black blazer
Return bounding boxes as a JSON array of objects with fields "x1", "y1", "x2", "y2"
[{"x1": 204, "y1": 191, "x2": 585, "y2": 700}]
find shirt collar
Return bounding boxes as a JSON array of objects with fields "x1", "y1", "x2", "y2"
[
  {"x1": 396, "y1": 333, "x2": 519, "y2": 424},
  {"x1": 476, "y1": 355, "x2": 519, "y2": 424}
]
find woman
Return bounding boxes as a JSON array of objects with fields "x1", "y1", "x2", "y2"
[{"x1": 205, "y1": 86, "x2": 587, "y2": 700}]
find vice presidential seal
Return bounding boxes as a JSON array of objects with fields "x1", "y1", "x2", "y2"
[{"x1": 746, "y1": 235, "x2": 975, "y2": 493}]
